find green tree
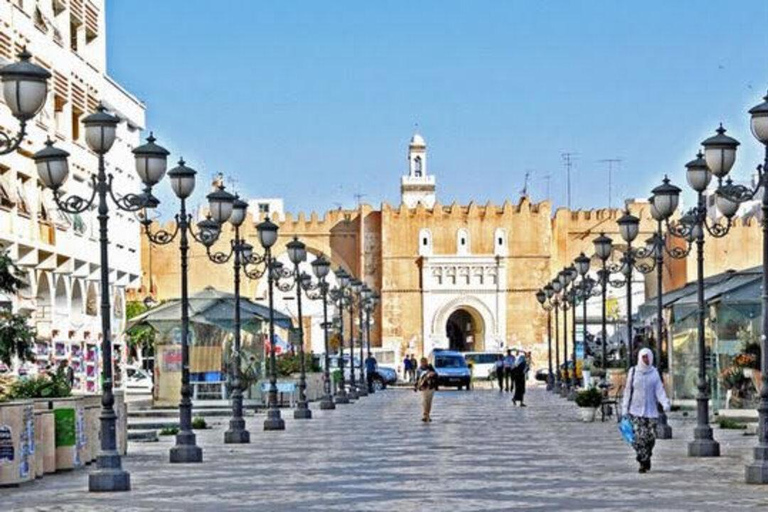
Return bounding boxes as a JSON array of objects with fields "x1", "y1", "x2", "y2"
[
  {"x1": 125, "y1": 301, "x2": 155, "y2": 352},
  {"x1": 0, "y1": 251, "x2": 35, "y2": 367}
]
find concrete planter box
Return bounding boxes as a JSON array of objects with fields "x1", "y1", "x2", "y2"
[
  {"x1": 0, "y1": 400, "x2": 36, "y2": 487},
  {"x1": 33, "y1": 410, "x2": 54, "y2": 477}
]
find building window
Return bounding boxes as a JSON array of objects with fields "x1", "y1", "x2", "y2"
[
  {"x1": 414, "y1": 156, "x2": 422, "y2": 177},
  {"x1": 70, "y1": 19, "x2": 79, "y2": 52},
  {"x1": 16, "y1": 177, "x2": 30, "y2": 217},
  {"x1": 457, "y1": 228, "x2": 470, "y2": 255},
  {"x1": 494, "y1": 228, "x2": 508, "y2": 256},
  {"x1": 71, "y1": 105, "x2": 83, "y2": 141},
  {"x1": 418, "y1": 228, "x2": 432, "y2": 256},
  {"x1": 258, "y1": 203, "x2": 270, "y2": 214},
  {"x1": 0, "y1": 168, "x2": 14, "y2": 210},
  {"x1": 54, "y1": 94, "x2": 66, "y2": 134}
]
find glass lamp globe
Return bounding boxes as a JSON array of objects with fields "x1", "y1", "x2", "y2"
[
  {"x1": 83, "y1": 103, "x2": 119, "y2": 154},
  {"x1": 312, "y1": 255, "x2": 331, "y2": 279},
  {"x1": 685, "y1": 152, "x2": 712, "y2": 193},
  {"x1": 536, "y1": 289, "x2": 546, "y2": 305},
  {"x1": 229, "y1": 197, "x2": 248, "y2": 227},
  {"x1": 574, "y1": 252, "x2": 591, "y2": 276},
  {"x1": 33, "y1": 139, "x2": 70, "y2": 190},
  {"x1": 196, "y1": 217, "x2": 221, "y2": 248},
  {"x1": 714, "y1": 181, "x2": 741, "y2": 219},
  {"x1": 256, "y1": 217, "x2": 279, "y2": 249},
  {"x1": 133, "y1": 133, "x2": 169, "y2": 187},
  {"x1": 286, "y1": 237, "x2": 307, "y2": 265},
  {"x1": 336, "y1": 268, "x2": 350, "y2": 288},
  {"x1": 207, "y1": 185, "x2": 235, "y2": 224},
  {"x1": 617, "y1": 211, "x2": 640, "y2": 243},
  {"x1": 748, "y1": 92, "x2": 768, "y2": 145},
  {"x1": 0, "y1": 49, "x2": 50, "y2": 121},
  {"x1": 701, "y1": 125, "x2": 739, "y2": 179},
  {"x1": 167, "y1": 159, "x2": 196, "y2": 200},
  {"x1": 650, "y1": 176, "x2": 681, "y2": 220},
  {"x1": 592, "y1": 233, "x2": 613, "y2": 261}
]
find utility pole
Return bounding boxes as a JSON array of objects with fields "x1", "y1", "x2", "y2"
[
  {"x1": 353, "y1": 193, "x2": 366, "y2": 206},
  {"x1": 520, "y1": 170, "x2": 531, "y2": 198},
  {"x1": 561, "y1": 153, "x2": 577, "y2": 209},
  {"x1": 598, "y1": 158, "x2": 622, "y2": 209}
]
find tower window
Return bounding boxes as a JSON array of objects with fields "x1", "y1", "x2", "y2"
[
  {"x1": 414, "y1": 156, "x2": 422, "y2": 177},
  {"x1": 461, "y1": 238, "x2": 466, "y2": 246},
  {"x1": 498, "y1": 237, "x2": 503, "y2": 245},
  {"x1": 422, "y1": 237, "x2": 428, "y2": 246}
]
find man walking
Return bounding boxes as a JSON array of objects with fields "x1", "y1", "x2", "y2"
[
  {"x1": 365, "y1": 352, "x2": 378, "y2": 392},
  {"x1": 494, "y1": 354, "x2": 504, "y2": 391},
  {"x1": 409, "y1": 354, "x2": 418, "y2": 383},
  {"x1": 403, "y1": 355, "x2": 412, "y2": 382},
  {"x1": 414, "y1": 357, "x2": 438, "y2": 422},
  {"x1": 512, "y1": 349, "x2": 528, "y2": 407},
  {"x1": 503, "y1": 350, "x2": 516, "y2": 393}
]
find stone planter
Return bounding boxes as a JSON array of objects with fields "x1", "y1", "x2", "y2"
[
  {"x1": 580, "y1": 407, "x2": 597, "y2": 423},
  {"x1": 0, "y1": 400, "x2": 35, "y2": 487},
  {"x1": 35, "y1": 410, "x2": 55, "y2": 475}
]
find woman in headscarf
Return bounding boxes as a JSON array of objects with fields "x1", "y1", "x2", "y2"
[{"x1": 621, "y1": 347, "x2": 671, "y2": 473}]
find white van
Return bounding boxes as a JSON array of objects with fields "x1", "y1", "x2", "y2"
[{"x1": 463, "y1": 352, "x2": 503, "y2": 379}]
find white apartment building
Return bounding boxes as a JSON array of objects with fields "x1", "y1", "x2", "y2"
[{"x1": 0, "y1": 0, "x2": 145, "y2": 392}]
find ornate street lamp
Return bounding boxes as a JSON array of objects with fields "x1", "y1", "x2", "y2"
[
  {"x1": 536, "y1": 286, "x2": 554, "y2": 391},
  {"x1": 140, "y1": 161, "x2": 226, "y2": 463},
  {"x1": 331, "y1": 268, "x2": 354, "y2": 403},
  {"x1": 557, "y1": 267, "x2": 575, "y2": 397},
  {"x1": 255, "y1": 216, "x2": 286, "y2": 431},
  {"x1": 270, "y1": 237, "x2": 313, "y2": 419},
  {"x1": 197, "y1": 194, "x2": 253, "y2": 443},
  {"x1": 592, "y1": 233, "x2": 613, "y2": 381},
  {"x1": 348, "y1": 278, "x2": 366, "y2": 397},
  {"x1": 364, "y1": 290, "x2": 380, "y2": 392},
  {"x1": 661, "y1": 129, "x2": 739, "y2": 458},
  {"x1": 35, "y1": 106, "x2": 168, "y2": 491},
  {"x1": 550, "y1": 278, "x2": 563, "y2": 392},
  {"x1": 0, "y1": 49, "x2": 50, "y2": 155},
  {"x1": 303, "y1": 254, "x2": 335, "y2": 410}
]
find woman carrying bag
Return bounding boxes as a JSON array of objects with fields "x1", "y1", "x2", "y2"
[{"x1": 621, "y1": 347, "x2": 671, "y2": 473}]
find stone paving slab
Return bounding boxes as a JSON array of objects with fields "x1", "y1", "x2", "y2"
[{"x1": 3, "y1": 386, "x2": 768, "y2": 511}]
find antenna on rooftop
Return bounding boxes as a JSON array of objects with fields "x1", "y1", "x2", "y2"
[{"x1": 598, "y1": 158, "x2": 623, "y2": 209}]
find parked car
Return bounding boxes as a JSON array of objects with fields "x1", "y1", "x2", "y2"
[
  {"x1": 463, "y1": 351, "x2": 503, "y2": 379},
  {"x1": 316, "y1": 354, "x2": 396, "y2": 390},
  {"x1": 428, "y1": 349, "x2": 471, "y2": 390},
  {"x1": 373, "y1": 366, "x2": 397, "y2": 390},
  {"x1": 125, "y1": 365, "x2": 153, "y2": 394},
  {"x1": 535, "y1": 368, "x2": 550, "y2": 382}
]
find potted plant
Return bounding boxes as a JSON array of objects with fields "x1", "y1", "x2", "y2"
[{"x1": 575, "y1": 386, "x2": 602, "y2": 422}]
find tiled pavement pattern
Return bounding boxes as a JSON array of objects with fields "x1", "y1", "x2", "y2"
[{"x1": 4, "y1": 386, "x2": 768, "y2": 511}]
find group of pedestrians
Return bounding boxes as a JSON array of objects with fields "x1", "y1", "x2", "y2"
[
  {"x1": 495, "y1": 349, "x2": 527, "y2": 406},
  {"x1": 402, "y1": 354, "x2": 418, "y2": 382}
]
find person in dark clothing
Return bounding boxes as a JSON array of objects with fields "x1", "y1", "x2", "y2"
[
  {"x1": 512, "y1": 350, "x2": 527, "y2": 406},
  {"x1": 503, "y1": 350, "x2": 516, "y2": 393},
  {"x1": 58, "y1": 360, "x2": 74, "y2": 388},
  {"x1": 494, "y1": 355, "x2": 504, "y2": 391},
  {"x1": 403, "y1": 355, "x2": 412, "y2": 382},
  {"x1": 365, "y1": 353, "x2": 377, "y2": 392},
  {"x1": 414, "y1": 357, "x2": 438, "y2": 422}
]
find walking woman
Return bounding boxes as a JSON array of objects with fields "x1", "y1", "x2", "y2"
[
  {"x1": 512, "y1": 350, "x2": 527, "y2": 407},
  {"x1": 414, "y1": 357, "x2": 439, "y2": 422},
  {"x1": 622, "y1": 347, "x2": 671, "y2": 473}
]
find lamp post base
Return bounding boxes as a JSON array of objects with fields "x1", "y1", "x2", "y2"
[
  {"x1": 224, "y1": 419, "x2": 251, "y2": 444},
  {"x1": 88, "y1": 454, "x2": 130, "y2": 492},
  {"x1": 358, "y1": 387, "x2": 369, "y2": 397},
  {"x1": 656, "y1": 413, "x2": 673, "y2": 439},
  {"x1": 169, "y1": 436, "x2": 203, "y2": 464},
  {"x1": 746, "y1": 448, "x2": 768, "y2": 484},
  {"x1": 320, "y1": 397, "x2": 336, "y2": 409},
  {"x1": 546, "y1": 376, "x2": 554, "y2": 391},
  {"x1": 264, "y1": 408, "x2": 285, "y2": 431},
  {"x1": 294, "y1": 404, "x2": 312, "y2": 419},
  {"x1": 334, "y1": 391, "x2": 350, "y2": 404},
  {"x1": 688, "y1": 438, "x2": 720, "y2": 457},
  {"x1": 348, "y1": 387, "x2": 359, "y2": 400},
  {"x1": 553, "y1": 381, "x2": 561, "y2": 393}
]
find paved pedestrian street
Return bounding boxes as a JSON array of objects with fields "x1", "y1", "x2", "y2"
[{"x1": 4, "y1": 386, "x2": 768, "y2": 511}]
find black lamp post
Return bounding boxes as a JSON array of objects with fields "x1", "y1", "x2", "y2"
[
  {"x1": 272, "y1": 237, "x2": 314, "y2": 419},
  {"x1": 556, "y1": 267, "x2": 576, "y2": 397},
  {"x1": 717, "y1": 92, "x2": 768, "y2": 482},
  {"x1": 662, "y1": 127, "x2": 739, "y2": 457},
  {"x1": 138, "y1": 159, "x2": 222, "y2": 464},
  {"x1": 348, "y1": 278, "x2": 365, "y2": 397},
  {"x1": 566, "y1": 281, "x2": 579, "y2": 400},
  {"x1": 305, "y1": 255, "x2": 335, "y2": 409},
  {"x1": 255, "y1": 217, "x2": 286, "y2": 431},
  {"x1": 536, "y1": 287, "x2": 554, "y2": 391},
  {"x1": 364, "y1": 291, "x2": 379, "y2": 392},
  {"x1": 0, "y1": 49, "x2": 50, "y2": 155},
  {"x1": 550, "y1": 279, "x2": 563, "y2": 392},
  {"x1": 332, "y1": 268, "x2": 352, "y2": 404},
  {"x1": 35, "y1": 106, "x2": 170, "y2": 491},
  {"x1": 593, "y1": 233, "x2": 613, "y2": 382},
  {"x1": 197, "y1": 194, "x2": 252, "y2": 443}
]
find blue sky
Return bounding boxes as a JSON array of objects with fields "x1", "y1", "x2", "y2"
[{"x1": 107, "y1": 1, "x2": 768, "y2": 217}]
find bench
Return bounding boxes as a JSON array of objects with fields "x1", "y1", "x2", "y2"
[{"x1": 260, "y1": 381, "x2": 297, "y2": 407}]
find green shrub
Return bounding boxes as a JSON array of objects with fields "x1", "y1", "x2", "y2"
[
  {"x1": 717, "y1": 417, "x2": 747, "y2": 430},
  {"x1": 575, "y1": 387, "x2": 603, "y2": 408},
  {"x1": 7, "y1": 372, "x2": 71, "y2": 400},
  {"x1": 159, "y1": 426, "x2": 179, "y2": 436},
  {"x1": 192, "y1": 417, "x2": 207, "y2": 429},
  {"x1": 275, "y1": 352, "x2": 318, "y2": 376}
]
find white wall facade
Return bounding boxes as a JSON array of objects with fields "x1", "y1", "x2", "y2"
[{"x1": 0, "y1": 0, "x2": 145, "y2": 391}]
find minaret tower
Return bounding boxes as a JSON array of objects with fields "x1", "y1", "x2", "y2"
[{"x1": 400, "y1": 133, "x2": 436, "y2": 208}]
